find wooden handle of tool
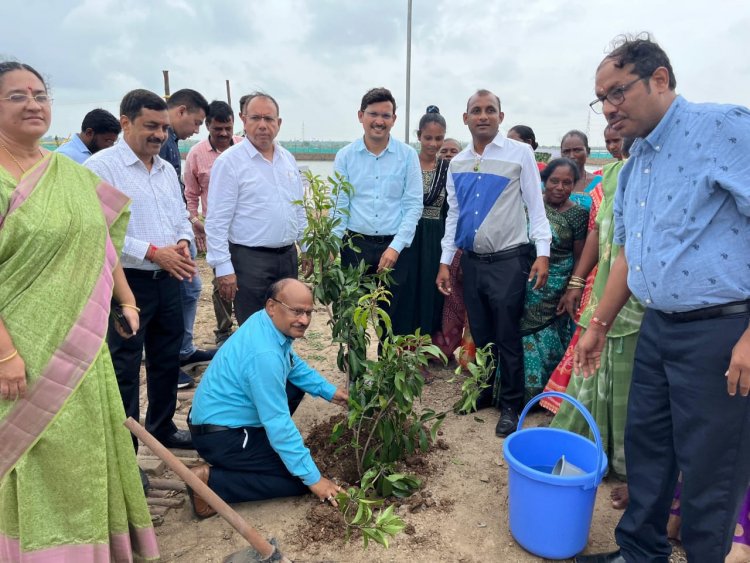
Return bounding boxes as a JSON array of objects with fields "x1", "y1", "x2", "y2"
[{"x1": 124, "y1": 417, "x2": 276, "y2": 560}]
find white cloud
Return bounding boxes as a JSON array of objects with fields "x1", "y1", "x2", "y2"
[{"x1": 2, "y1": 0, "x2": 748, "y2": 146}]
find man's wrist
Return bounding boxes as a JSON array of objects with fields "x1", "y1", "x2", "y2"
[{"x1": 146, "y1": 244, "x2": 159, "y2": 262}]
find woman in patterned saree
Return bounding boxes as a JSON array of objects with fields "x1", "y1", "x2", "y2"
[
  {"x1": 0, "y1": 62, "x2": 158, "y2": 561},
  {"x1": 492, "y1": 158, "x2": 588, "y2": 413}
]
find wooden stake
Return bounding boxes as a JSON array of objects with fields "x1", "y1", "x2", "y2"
[
  {"x1": 125, "y1": 417, "x2": 281, "y2": 561},
  {"x1": 162, "y1": 70, "x2": 171, "y2": 99}
]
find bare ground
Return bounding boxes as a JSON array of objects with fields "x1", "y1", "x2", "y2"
[{"x1": 141, "y1": 263, "x2": 687, "y2": 562}]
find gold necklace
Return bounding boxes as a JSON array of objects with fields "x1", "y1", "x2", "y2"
[{"x1": 0, "y1": 142, "x2": 43, "y2": 173}]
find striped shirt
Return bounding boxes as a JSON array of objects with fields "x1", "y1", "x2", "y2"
[
  {"x1": 183, "y1": 136, "x2": 243, "y2": 218},
  {"x1": 85, "y1": 140, "x2": 193, "y2": 270}
]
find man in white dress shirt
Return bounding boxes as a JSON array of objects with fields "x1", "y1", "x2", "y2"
[
  {"x1": 206, "y1": 92, "x2": 310, "y2": 325},
  {"x1": 86, "y1": 89, "x2": 197, "y2": 451},
  {"x1": 436, "y1": 89, "x2": 551, "y2": 437}
]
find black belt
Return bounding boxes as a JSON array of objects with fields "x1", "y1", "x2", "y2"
[
  {"x1": 466, "y1": 244, "x2": 532, "y2": 263},
  {"x1": 124, "y1": 268, "x2": 169, "y2": 280},
  {"x1": 188, "y1": 422, "x2": 234, "y2": 435},
  {"x1": 240, "y1": 244, "x2": 294, "y2": 254},
  {"x1": 346, "y1": 230, "x2": 395, "y2": 245},
  {"x1": 659, "y1": 300, "x2": 750, "y2": 322}
]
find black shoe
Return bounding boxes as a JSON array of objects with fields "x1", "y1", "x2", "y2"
[
  {"x1": 495, "y1": 407, "x2": 519, "y2": 437},
  {"x1": 180, "y1": 348, "x2": 217, "y2": 370},
  {"x1": 177, "y1": 369, "x2": 195, "y2": 389},
  {"x1": 157, "y1": 429, "x2": 194, "y2": 449},
  {"x1": 139, "y1": 467, "x2": 150, "y2": 494},
  {"x1": 574, "y1": 549, "x2": 626, "y2": 563}
]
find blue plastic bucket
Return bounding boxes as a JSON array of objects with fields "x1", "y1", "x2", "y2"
[{"x1": 503, "y1": 391, "x2": 608, "y2": 560}]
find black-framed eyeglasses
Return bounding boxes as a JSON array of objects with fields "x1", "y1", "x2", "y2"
[
  {"x1": 272, "y1": 298, "x2": 314, "y2": 318},
  {"x1": 589, "y1": 77, "x2": 644, "y2": 114}
]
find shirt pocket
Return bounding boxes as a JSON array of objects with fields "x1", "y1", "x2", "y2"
[{"x1": 381, "y1": 173, "x2": 404, "y2": 199}]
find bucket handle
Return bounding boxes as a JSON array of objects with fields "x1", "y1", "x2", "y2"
[{"x1": 516, "y1": 391, "x2": 605, "y2": 490}]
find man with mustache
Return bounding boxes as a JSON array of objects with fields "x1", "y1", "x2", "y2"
[
  {"x1": 86, "y1": 89, "x2": 198, "y2": 455},
  {"x1": 332, "y1": 87, "x2": 423, "y2": 345},
  {"x1": 187, "y1": 279, "x2": 348, "y2": 516},
  {"x1": 184, "y1": 100, "x2": 243, "y2": 346},
  {"x1": 574, "y1": 35, "x2": 750, "y2": 563},
  {"x1": 206, "y1": 92, "x2": 309, "y2": 325}
]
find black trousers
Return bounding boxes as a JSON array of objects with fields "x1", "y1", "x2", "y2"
[
  {"x1": 229, "y1": 243, "x2": 298, "y2": 326},
  {"x1": 340, "y1": 233, "x2": 412, "y2": 330},
  {"x1": 191, "y1": 382, "x2": 309, "y2": 503},
  {"x1": 616, "y1": 309, "x2": 750, "y2": 562},
  {"x1": 460, "y1": 249, "x2": 530, "y2": 412},
  {"x1": 108, "y1": 270, "x2": 183, "y2": 450}
]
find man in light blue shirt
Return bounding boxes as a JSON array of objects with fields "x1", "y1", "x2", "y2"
[
  {"x1": 575, "y1": 35, "x2": 750, "y2": 563},
  {"x1": 187, "y1": 279, "x2": 347, "y2": 517},
  {"x1": 56, "y1": 108, "x2": 120, "y2": 164},
  {"x1": 333, "y1": 88, "x2": 422, "y2": 337}
]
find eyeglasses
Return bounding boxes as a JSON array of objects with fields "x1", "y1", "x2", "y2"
[
  {"x1": 272, "y1": 298, "x2": 314, "y2": 318},
  {"x1": 364, "y1": 111, "x2": 394, "y2": 121},
  {"x1": 589, "y1": 77, "x2": 643, "y2": 114},
  {"x1": 0, "y1": 93, "x2": 53, "y2": 105}
]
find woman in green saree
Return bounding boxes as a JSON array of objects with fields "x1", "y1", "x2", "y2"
[
  {"x1": 492, "y1": 158, "x2": 588, "y2": 413},
  {"x1": 549, "y1": 143, "x2": 644, "y2": 492},
  {"x1": 0, "y1": 62, "x2": 158, "y2": 561}
]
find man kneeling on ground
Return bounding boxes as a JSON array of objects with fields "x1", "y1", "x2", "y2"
[{"x1": 187, "y1": 279, "x2": 348, "y2": 517}]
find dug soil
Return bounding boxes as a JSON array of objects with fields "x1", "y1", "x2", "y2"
[{"x1": 147, "y1": 263, "x2": 688, "y2": 562}]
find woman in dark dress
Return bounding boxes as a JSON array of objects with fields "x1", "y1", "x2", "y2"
[{"x1": 390, "y1": 107, "x2": 450, "y2": 353}]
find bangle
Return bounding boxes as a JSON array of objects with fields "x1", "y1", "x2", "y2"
[
  {"x1": 120, "y1": 303, "x2": 141, "y2": 313},
  {"x1": 190, "y1": 216, "x2": 200, "y2": 224},
  {"x1": 0, "y1": 349, "x2": 18, "y2": 364},
  {"x1": 570, "y1": 275, "x2": 587, "y2": 285},
  {"x1": 590, "y1": 316, "x2": 610, "y2": 329}
]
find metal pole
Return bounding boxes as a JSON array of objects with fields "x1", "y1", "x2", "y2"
[
  {"x1": 226, "y1": 79, "x2": 232, "y2": 108},
  {"x1": 162, "y1": 70, "x2": 170, "y2": 99},
  {"x1": 404, "y1": 0, "x2": 412, "y2": 144}
]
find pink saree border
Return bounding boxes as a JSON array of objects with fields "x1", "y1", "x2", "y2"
[
  {"x1": 96, "y1": 180, "x2": 130, "y2": 229},
  {"x1": 0, "y1": 156, "x2": 130, "y2": 478},
  {"x1": 0, "y1": 525, "x2": 159, "y2": 562},
  {"x1": 0, "y1": 238, "x2": 118, "y2": 478},
  {"x1": 0, "y1": 156, "x2": 51, "y2": 230}
]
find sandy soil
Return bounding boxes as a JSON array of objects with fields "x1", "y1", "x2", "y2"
[{"x1": 144, "y1": 262, "x2": 687, "y2": 563}]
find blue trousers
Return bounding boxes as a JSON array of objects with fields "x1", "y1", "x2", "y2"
[
  {"x1": 616, "y1": 309, "x2": 750, "y2": 562},
  {"x1": 191, "y1": 382, "x2": 309, "y2": 503},
  {"x1": 179, "y1": 241, "x2": 201, "y2": 357}
]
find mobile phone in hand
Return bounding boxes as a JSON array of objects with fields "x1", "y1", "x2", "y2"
[{"x1": 112, "y1": 306, "x2": 133, "y2": 335}]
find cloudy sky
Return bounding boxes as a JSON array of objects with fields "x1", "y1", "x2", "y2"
[{"x1": 3, "y1": 0, "x2": 749, "y2": 147}]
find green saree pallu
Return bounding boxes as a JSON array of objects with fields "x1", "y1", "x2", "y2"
[
  {"x1": 550, "y1": 160, "x2": 645, "y2": 479},
  {"x1": 0, "y1": 154, "x2": 158, "y2": 561}
]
